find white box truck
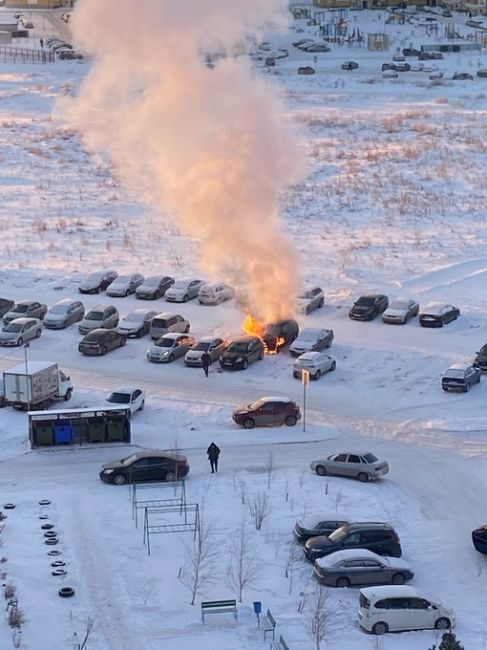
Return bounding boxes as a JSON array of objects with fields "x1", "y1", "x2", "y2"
[{"x1": 3, "y1": 361, "x2": 73, "y2": 410}]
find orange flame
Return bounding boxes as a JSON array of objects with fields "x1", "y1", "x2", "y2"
[{"x1": 243, "y1": 313, "x2": 265, "y2": 339}]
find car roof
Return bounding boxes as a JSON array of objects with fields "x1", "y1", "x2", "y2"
[
  {"x1": 111, "y1": 386, "x2": 139, "y2": 394},
  {"x1": 297, "y1": 351, "x2": 328, "y2": 360},
  {"x1": 358, "y1": 294, "x2": 386, "y2": 299},
  {"x1": 447, "y1": 363, "x2": 469, "y2": 371},
  {"x1": 53, "y1": 298, "x2": 78, "y2": 306},
  {"x1": 125, "y1": 309, "x2": 154, "y2": 318},
  {"x1": 316, "y1": 548, "x2": 381, "y2": 567},
  {"x1": 199, "y1": 335, "x2": 221, "y2": 343},
  {"x1": 131, "y1": 450, "x2": 185, "y2": 461},
  {"x1": 153, "y1": 312, "x2": 180, "y2": 319},
  {"x1": 389, "y1": 297, "x2": 414, "y2": 304},
  {"x1": 231, "y1": 335, "x2": 261, "y2": 343},
  {"x1": 259, "y1": 396, "x2": 292, "y2": 402},
  {"x1": 15, "y1": 299, "x2": 37, "y2": 306},
  {"x1": 159, "y1": 332, "x2": 188, "y2": 341},
  {"x1": 345, "y1": 521, "x2": 393, "y2": 530},
  {"x1": 201, "y1": 281, "x2": 227, "y2": 289},
  {"x1": 84, "y1": 328, "x2": 111, "y2": 335},
  {"x1": 329, "y1": 451, "x2": 376, "y2": 458},
  {"x1": 360, "y1": 585, "x2": 419, "y2": 600},
  {"x1": 298, "y1": 327, "x2": 325, "y2": 336},
  {"x1": 87, "y1": 304, "x2": 111, "y2": 312},
  {"x1": 422, "y1": 301, "x2": 449, "y2": 312},
  {"x1": 6, "y1": 317, "x2": 36, "y2": 324}
]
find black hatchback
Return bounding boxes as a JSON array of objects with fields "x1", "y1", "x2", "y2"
[
  {"x1": 220, "y1": 336, "x2": 264, "y2": 370},
  {"x1": 99, "y1": 450, "x2": 189, "y2": 485},
  {"x1": 303, "y1": 522, "x2": 402, "y2": 562},
  {"x1": 474, "y1": 344, "x2": 487, "y2": 371},
  {"x1": 349, "y1": 295, "x2": 389, "y2": 321},
  {"x1": 262, "y1": 319, "x2": 299, "y2": 352},
  {"x1": 78, "y1": 328, "x2": 127, "y2": 356},
  {"x1": 293, "y1": 516, "x2": 349, "y2": 544}
]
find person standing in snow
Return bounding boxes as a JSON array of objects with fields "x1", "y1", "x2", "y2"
[
  {"x1": 207, "y1": 442, "x2": 220, "y2": 473},
  {"x1": 201, "y1": 351, "x2": 211, "y2": 378},
  {"x1": 40, "y1": 37, "x2": 44, "y2": 48}
]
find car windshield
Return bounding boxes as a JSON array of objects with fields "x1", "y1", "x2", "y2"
[
  {"x1": 108, "y1": 392, "x2": 130, "y2": 404},
  {"x1": 445, "y1": 369, "x2": 465, "y2": 379},
  {"x1": 389, "y1": 301, "x2": 408, "y2": 310},
  {"x1": 124, "y1": 312, "x2": 143, "y2": 322},
  {"x1": 356, "y1": 297, "x2": 375, "y2": 306},
  {"x1": 114, "y1": 275, "x2": 129, "y2": 283},
  {"x1": 249, "y1": 398, "x2": 267, "y2": 410},
  {"x1": 144, "y1": 276, "x2": 161, "y2": 286},
  {"x1": 13, "y1": 304, "x2": 28, "y2": 313},
  {"x1": 120, "y1": 453, "x2": 139, "y2": 465},
  {"x1": 299, "y1": 291, "x2": 313, "y2": 300},
  {"x1": 480, "y1": 345, "x2": 487, "y2": 355},
  {"x1": 4, "y1": 323, "x2": 22, "y2": 332},
  {"x1": 296, "y1": 357, "x2": 315, "y2": 366},
  {"x1": 86, "y1": 311, "x2": 103, "y2": 321},
  {"x1": 363, "y1": 453, "x2": 378, "y2": 463},
  {"x1": 155, "y1": 338, "x2": 174, "y2": 348},
  {"x1": 228, "y1": 342, "x2": 249, "y2": 353},
  {"x1": 50, "y1": 304, "x2": 67, "y2": 314},
  {"x1": 265, "y1": 324, "x2": 280, "y2": 335},
  {"x1": 193, "y1": 342, "x2": 211, "y2": 351},
  {"x1": 172, "y1": 281, "x2": 188, "y2": 289},
  {"x1": 299, "y1": 331, "x2": 318, "y2": 341},
  {"x1": 328, "y1": 526, "x2": 348, "y2": 543},
  {"x1": 152, "y1": 319, "x2": 168, "y2": 328},
  {"x1": 87, "y1": 272, "x2": 102, "y2": 282},
  {"x1": 85, "y1": 332, "x2": 105, "y2": 341}
]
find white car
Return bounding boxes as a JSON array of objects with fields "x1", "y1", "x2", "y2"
[
  {"x1": 106, "y1": 387, "x2": 145, "y2": 414},
  {"x1": 297, "y1": 286, "x2": 325, "y2": 314},
  {"x1": 43, "y1": 298, "x2": 85, "y2": 329},
  {"x1": 165, "y1": 278, "x2": 206, "y2": 302},
  {"x1": 147, "y1": 333, "x2": 195, "y2": 363},
  {"x1": 290, "y1": 327, "x2": 333, "y2": 357},
  {"x1": 0, "y1": 318, "x2": 43, "y2": 346},
  {"x1": 198, "y1": 282, "x2": 235, "y2": 305},
  {"x1": 293, "y1": 351, "x2": 336, "y2": 380},
  {"x1": 78, "y1": 270, "x2": 118, "y2": 294},
  {"x1": 117, "y1": 309, "x2": 158, "y2": 338},
  {"x1": 106, "y1": 273, "x2": 145, "y2": 297},
  {"x1": 358, "y1": 585, "x2": 455, "y2": 635},
  {"x1": 382, "y1": 298, "x2": 419, "y2": 324},
  {"x1": 184, "y1": 336, "x2": 226, "y2": 366}
]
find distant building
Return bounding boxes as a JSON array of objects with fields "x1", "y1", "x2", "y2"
[
  {"x1": 5, "y1": 0, "x2": 64, "y2": 7},
  {"x1": 313, "y1": 0, "x2": 428, "y2": 7}
]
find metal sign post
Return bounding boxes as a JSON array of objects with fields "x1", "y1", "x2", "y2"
[{"x1": 302, "y1": 370, "x2": 310, "y2": 432}]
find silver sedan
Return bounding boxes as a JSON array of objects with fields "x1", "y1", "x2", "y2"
[
  {"x1": 0, "y1": 318, "x2": 43, "y2": 346},
  {"x1": 382, "y1": 298, "x2": 419, "y2": 324},
  {"x1": 293, "y1": 351, "x2": 335, "y2": 380},
  {"x1": 310, "y1": 452, "x2": 389, "y2": 482}
]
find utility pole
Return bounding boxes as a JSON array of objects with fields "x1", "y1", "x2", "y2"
[
  {"x1": 302, "y1": 369, "x2": 310, "y2": 432},
  {"x1": 24, "y1": 343, "x2": 30, "y2": 412}
]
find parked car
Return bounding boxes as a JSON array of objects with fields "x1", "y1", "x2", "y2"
[
  {"x1": 297, "y1": 286, "x2": 325, "y2": 314},
  {"x1": 473, "y1": 343, "x2": 487, "y2": 370},
  {"x1": 310, "y1": 452, "x2": 389, "y2": 482},
  {"x1": 135, "y1": 275, "x2": 174, "y2": 300},
  {"x1": 106, "y1": 387, "x2": 145, "y2": 414},
  {"x1": 262, "y1": 319, "x2": 299, "y2": 352},
  {"x1": 220, "y1": 336, "x2": 264, "y2": 370},
  {"x1": 232, "y1": 396, "x2": 301, "y2": 429},
  {"x1": 382, "y1": 63, "x2": 397, "y2": 71},
  {"x1": 198, "y1": 282, "x2": 235, "y2": 305},
  {"x1": 452, "y1": 72, "x2": 474, "y2": 80},
  {"x1": 304, "y1": 43, "x2": 330, "y2": 53},
  {"x1": 117, "y1": 309, "x2": 158, "y2": 338},
  {"x1": 395, "y1": 62, "x2": 411, "y2": 72},
  {"x1": 293, "y1": 352, "x2": 336, "y2": 381},
  {"x1": 99, "y1": 450, "x2": 189, "y2": 485},
  {"x1": 293, "y1": 516, "x2": 349, "y2": 544},
  {"x1": 147, "y1": 333, "x2": 195, "y2": 363},
  {"x1": 402, "y1": 47, "x2": 420, "y2": 56},
  {"x1": 442, "y1": 364, "x2": 481, "y2": 392},
  {"x1": 382, "y1": 298, "x2": 419, "y2": 324},
  {"x1": 304, "y1": 522, "x2": 402, "y2": 562},
  {"x1": 165, "y1": 278, "x2": 206, "y2": 302},
  {"x1": 358, "y1": 585, "x2": 455, "y2": 635},
  {"x1": 43, "y1": 299, "x2": 85, "y2": 329},
  {"x1": 290, "y1": 327, "x2": 333, "y2": 357},
  {"x1": 78, "y1": 328, "x2": 127, "y2": 356},
  {"x1": 392, "y1": 53, "x2": 405, "y2": 62},
  {"x1": 314, "y1": 549, "x2": 414, "y2": 588},
  {"x1": 472, "y1": 525, "x2": 487, "y2": 554},
  {"x1": 418, "y1": 51, "x2": 433, "y2": 60},
  {"x1": 430, "y1": 51, "x2": 444, "y2": 59},
  {"x1": 149, "y1": 312, "x2": 190, "y2": 340},
  {"x1": 3, "y1": 300, "x2": 47, "y2": 324},
  {"x1": 419, "y1": 302, "x2": 459, "y2": 327},
  {"x1": 78, "y1": 305, "x2": 119, "y2": 334},
  {"x1": 293, "y1": 39, "x2": 315, "y2": 48},
  {"x1": 106, "y1": 273, "x2": 145, "y2": 297},
  {"x1": 184, "y1": 336, "x2": 226, "y2": 366},
  {"x1": 477, "y1": 69, "x2": 487, "y2": 78},
  {"x1": 0, "y1": 298, "x2": 14, "y2": 318},
  {"x1": 349, "y1": 295, "x2": 389, "y2": 321},
  {"x1": 78, "y1": 270, "x2": 118, "y2": 294},
  {"x1": 341, "y1": 61, "x2": 358, "y2": 70},
  {"x1": 0, "y1": 318, "x2": 42, "y2": 346},
  {"x1": 58, "y1": 50, "x2": 83, "y2": 60}
]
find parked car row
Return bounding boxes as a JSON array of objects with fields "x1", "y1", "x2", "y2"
[{"x1": 349, "y1": 294, "x2": 460, "y2": 328}]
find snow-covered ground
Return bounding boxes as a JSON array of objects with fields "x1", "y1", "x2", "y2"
[{"x1": 1, "y1": 6, "x2": 487, "y2": 650}]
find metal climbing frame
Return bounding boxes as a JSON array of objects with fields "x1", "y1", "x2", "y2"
[
  {"x1": 143, "y1": 503, "x2": 200, "y2": 556},
  {"x1": 131, "y1": 479, "x2": 186, "y2": 528}
]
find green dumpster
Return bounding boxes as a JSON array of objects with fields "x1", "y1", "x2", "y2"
[
  {"x1": 106, "y1": 419, "x2": 125, "y2": 442},
  {"x1": 35, "y1": 423, "x2": 54, "y2": 446},
  {"x1": 87, "y1": 419, "x2": 106, "y2": 443}
]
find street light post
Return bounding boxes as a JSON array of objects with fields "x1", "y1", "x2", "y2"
[
  {"x1": 302, "y1": 369, "x2": 310, "y2": 432},
  {"x1": 24, "y1": 343, "x2": 30, "y2": 412}
]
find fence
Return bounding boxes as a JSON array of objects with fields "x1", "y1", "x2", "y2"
[{"x1": 0, "y1": 46, "x2": 55, "y2": 64}]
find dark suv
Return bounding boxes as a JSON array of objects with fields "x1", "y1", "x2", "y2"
[
  {"x1": 220, "y1": 336, "x2": 264, "y2": 370},
  {"x1": 262, "y1": 319, "x2": 299, "y2": 352},
  {"x1": 474, "y1": 344, "x2": 487, "y2": 371},
  {"x1": 232, "y1": 396, "x2": 301, "y2": 429},
  {"x1": 303, "y1": 522, "x2": 402, "y2": 562},
  {"x1": 349, "y1": 294, "x2": 389, "y2": 322}
]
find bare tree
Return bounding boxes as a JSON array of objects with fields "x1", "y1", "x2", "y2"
[
  {"x1": 77, "y1": 617, "x2": 95, "y2": 650},
  {"x1": 334, "y1": 489, "x2": 343, "y2": 514},
  {"x1": 248, "y1": 491, "x2": 270, "y2": 531},
  {"x1": 303, "y1": 585, "x2": 342, "y2": 650},
  {"x1": 266, "y1": 451, "x2": 274, "y2": 488},
  {"x1": 239, "y1": 480, "x2": 247, "y2": 505},
  {"x1": 181, "y1": 522, "x2": 218, "y2": 606},
  {"x1": 285, "y1": 542, "x2": 301, "y2": 595},
  {"x1": 226, "y1": 523, "x2": 262, "y2": 602}
]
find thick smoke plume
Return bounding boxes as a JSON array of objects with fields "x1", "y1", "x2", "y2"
[{"x1": 65, "y1": 0, "x2": 304, "y2": 322}]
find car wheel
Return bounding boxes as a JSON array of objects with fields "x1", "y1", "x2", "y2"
[
  {"x1": 184, "y1": 325, "x2": 190, "y2": 333},
  {"x1": 243, "y1": 418, "x2": 255, "y2": 429},
  {"x1": 136, "y1": 329, "x2": 142, "y2": 338},
  {"x1": 120, "y1": 337, "x2": 127, "y2": 347},
  {"x1": 169, "y1": 354, "x2": 175, "y2": 363},
  {"x1": 318, "y1": 298, "x2": 324, "y2": 308},
  {"x1": 35, "y1": 329, "x2": 42, "y2": 338},
  {"x1": 139, "y1": 400, "x2": 145, "y2": 412},
  {"x1": 372, "y1": 622, "x2": 388, "y2": 635},
  {"x1": 330, "y1": 361, "x2": 336, "y2": 371},
  {"x1": 336, "y1": 577, "x2": 350, "y2": 588},
  {"x1": 285, "y1": 415, "x2": 297, "y2": 427},
  {"x1": 113, "y1": 474, "x2": 125, "y2": 486},
  {"x1": 314, "y1": 370, "x2": 321, "y2": 380},
  {"x1": 258, "y1": 349, "x2": 264, "y2": 360},
  {"x1": 435, "y1": 618, "x2": 451, "y2": 630},
  {"x1": 242, "y1": 359, "x2": 248, "y2": 370},
  {"x1": 64, "y1": 388, "x2": 73, "y2": 402},
  {"x1": 391, "y1": 573, "x2": 406, "y2": 585},
  {"x1": 95, "y1": 286, "x2": 101, "y2": 294},
  {"x1": 358, "y1": 472, "x2": 369, "y2": 482},
  {"x1": 183, "y1": 294, "x2": 189, "y2": 303},
  {"x1": 101, "y1": 346, "x2": 108, "y2": 356},
  {"x1": 464, "y1": 383, "x2": 470, "y2": 393},
  {"x1": 18, "y1": 337, "x2": 23, "y2": 346},
  {"x1": 165, "y1": 472, "x2": 175, "y2": 482},
  {"x1": 125, "y1": 290, "x2": 130, "y2": 297},
  {"x1": 316, "y1": 465, "x2": 327, "y2": 476}
]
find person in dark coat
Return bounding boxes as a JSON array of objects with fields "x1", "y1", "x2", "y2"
[
  {"x1": 40, "y1": 37, "x2": 44, "y2": 48},
  {"x1": 201, "y1": 351, "x2": 211, "y2": 378},
  {"x1": 207, "y1": 442, "x2": 220, "y2": 473}
]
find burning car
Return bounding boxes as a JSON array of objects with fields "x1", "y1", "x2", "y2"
[{"x1": 243, "y1": 315, "x2": 299, "y2": 353}]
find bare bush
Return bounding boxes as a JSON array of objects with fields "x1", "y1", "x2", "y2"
[
  {"x1": 303, "y1": 585, "x2": 342, "y2": 650},
  {"x1": 8, "y1": 606, "x2": 25, "y2": 629},
  {"x1": 266, "y1": 451, "x2": 274, "y2": 488},
  {"x1": 226, "y1": 523, "x2": 262, "y2": 602},
  {"x1": 248, "y1": 491, "x2": 270, "y2": 531},
  {"x1": 285, "y1": 542, "x2": 302, "y2": 595},
  {"x1": 4, "y1": 584, "x2": 16, "y2": 600},
  {"x1": 181, "y1": 522, "x2": 219, "y2": 606}
]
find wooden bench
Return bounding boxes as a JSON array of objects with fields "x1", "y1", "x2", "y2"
[
  {"x1": 271, "y1": 635, "x2": 289, "y2": 650},
  {"x1": 261, "y1": 609, "x2": 276, "y2": 641},
  {"x1": 201, "y1": 599, "x2": 238, "y2": 623}
]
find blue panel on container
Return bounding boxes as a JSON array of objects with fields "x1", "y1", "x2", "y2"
[{"x1": 54, "y1": 421, "x2": 73, "y2": 444}]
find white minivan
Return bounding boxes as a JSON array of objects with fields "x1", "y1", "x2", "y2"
[
  {"x1": 198, "y1": 282, "x2": 235, "y2": 305},
  {"x1": 357, "y1": 585, "x2": 455, "y2": 635}
]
